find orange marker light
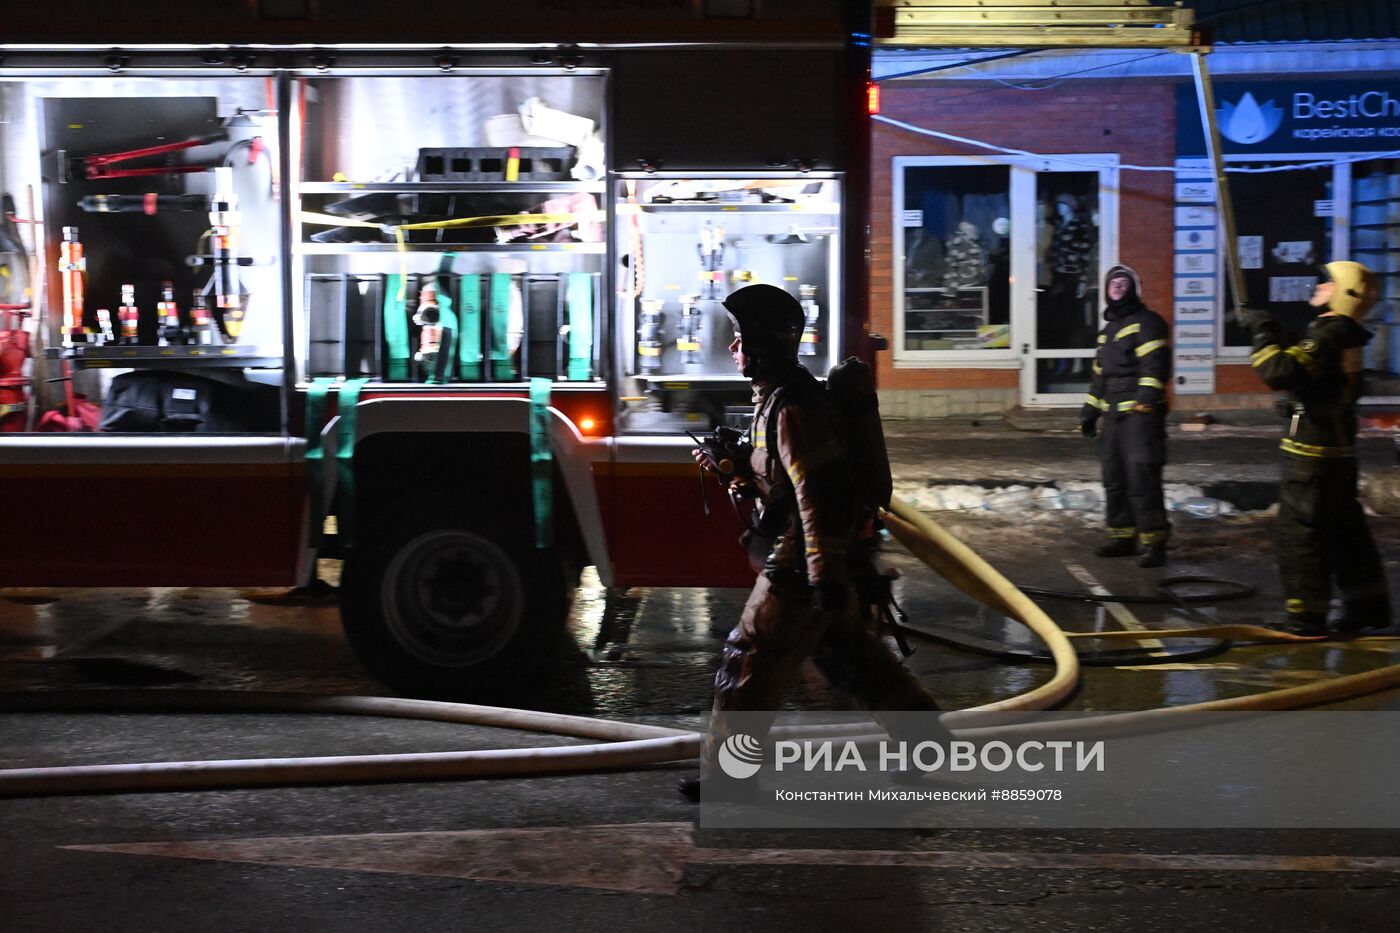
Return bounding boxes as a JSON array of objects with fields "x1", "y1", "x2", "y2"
[
  {"x1": 578, "y1": 417, "x2": 597, "y2": 433},
  {"x1": 866, "y1": 81, "x2": 881, "y2": 115}
]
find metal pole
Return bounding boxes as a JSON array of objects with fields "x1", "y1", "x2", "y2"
[
  {"x1": 1191, "y1": 51, "x2": 1247, "y2": 314},
  {"x1": 277, "y1": 66, "x2": 296, "y2": 435},
  {"x1": 847, "y1": 9, "x2": 874, "y2": 362}
]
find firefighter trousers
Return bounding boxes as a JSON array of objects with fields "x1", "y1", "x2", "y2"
[
  {"x1": 1277, "y1": 454, "x2": 1390, "y2": 621},
  {"x1": 700, "y1": 572, "x2": 944, "y2": 774},
  {"x1": 1099, "y1": 409, "x2": 1168, "y2": 544}
]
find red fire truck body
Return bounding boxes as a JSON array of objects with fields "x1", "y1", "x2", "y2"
[{"x1": 0, "y1": 1, "x2": 873, "y2": 697}]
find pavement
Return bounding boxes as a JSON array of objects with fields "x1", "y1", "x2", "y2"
[{"x1": 881, "y1": 406, "x2": 1400, "y2": 514}]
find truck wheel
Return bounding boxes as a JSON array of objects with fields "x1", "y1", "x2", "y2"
[{"x1": 340, "y1": 524, "x2": 570, "y2": 701}]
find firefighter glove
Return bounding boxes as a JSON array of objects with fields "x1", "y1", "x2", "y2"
[
  {"x1": 1237, "y1": 306, "x2": 1273, "y2": 333},
  {"x1": 1250, "y1": 314, "x2": 1286, "y2": 353}
]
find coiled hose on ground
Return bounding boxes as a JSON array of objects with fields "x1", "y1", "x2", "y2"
[
  {"x1": 0, "y1": 497, "x2": 1397, "y2": 797},
  {"x1": 902, "y1": 572, "x2": 1256, "y2": 665}
]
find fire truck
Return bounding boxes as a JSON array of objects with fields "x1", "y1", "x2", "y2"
[{"x1": 0, "y1": 1, "x2": 875, "y2": 699}]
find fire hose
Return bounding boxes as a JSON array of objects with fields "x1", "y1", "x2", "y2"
[
  {"x1": 1, "y1": 497, "x2": 1399, "y2": 797},
  {"x1": 902, "y1": 575, "x2": 1258, "y2": 666}
]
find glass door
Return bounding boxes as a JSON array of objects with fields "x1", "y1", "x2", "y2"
[{"x1": 1014, "y1": 161, "x2": 1118, "y2": 406}]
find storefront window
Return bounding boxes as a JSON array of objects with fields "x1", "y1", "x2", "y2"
[
  {"x1": 1221, "y1": 163, "x2": 1334, "y2": 349},
  {"x1": 897, "y1": 164, "x2": 1011, "y2": 353},
  {"x1": 894, "y1": 157, "x2": 1114, "y2": 405},
  {"x1": 1351, "y1": 158, "x2": 1400, "y2": 395},
  {"x1": 1215, "y1": 157, "x2": 1400, "y2": 397}
]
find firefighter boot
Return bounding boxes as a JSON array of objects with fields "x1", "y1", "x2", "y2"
[
  {"x1": 1131, "y1": 529, "x2": 1164, "y2": 565},
  {"x1": 1274, "y1": 611, "x2": 1329, "y2": 637},
  {"x1": 677, "y1": 774, "x2": 702, "y2": 802},
  {"x1": 1095, "y1": 537, "x2": 1138, "y2": 559},
  {"x1": 1335, "y1": 597, "x2": 1393, "y2": 636}
]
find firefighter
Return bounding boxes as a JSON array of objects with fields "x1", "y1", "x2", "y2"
[
  {"x1": 1079, "y1": 264, "x2": 1172, "y2": 568},
  {"x1": 679, "y1": 283, "x2": 944, "y2": 802},
  {"x1": 1246, "y1": 261, "x2": 1392, "y2": 636}
]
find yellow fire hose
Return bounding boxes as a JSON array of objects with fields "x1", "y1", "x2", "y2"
[
  {"x1": 881, "y1": 499, "x2": 1400, "y2": 722},
  {"x1": 880, "y1": 501, "x2": 1077, "y2": 719},
  {"x1": 1, "y1": 498, "x2": 1398, "y2": 797}
]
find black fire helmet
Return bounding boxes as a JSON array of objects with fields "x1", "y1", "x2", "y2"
[{"x1": 721, "y1": 283, "x2": 804, "y2": 359}]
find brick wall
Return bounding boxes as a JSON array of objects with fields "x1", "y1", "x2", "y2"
[
  {"x1": 872, "y1": 77, "x2": 1180, "y2": 400},
  {"x1": 1216, "y1": 362, "x2": 1270, "y2": 397}
]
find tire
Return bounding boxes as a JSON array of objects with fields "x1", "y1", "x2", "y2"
[{"x1": 340, "y1": 522, "x2": 571, "y2": 701}]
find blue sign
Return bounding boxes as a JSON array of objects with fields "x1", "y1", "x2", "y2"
[{"x1": 1178, "y1": 80, "x2": 1400, "y2": 155}]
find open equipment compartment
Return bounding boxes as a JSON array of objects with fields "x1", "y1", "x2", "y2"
[
  {"x1": 614, "y1": 173, "x2": 843, "y2": 433},
  {"x1": 295, "y1": 71, "x2": 608, "y2": 387},
  {"x1": 0, "y1": 72, "x2": 287, "y2": 433}
]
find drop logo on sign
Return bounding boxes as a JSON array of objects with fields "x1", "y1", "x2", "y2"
[{"x1": 1218, "y1": 92, "x2": 1284, "y2": 145}]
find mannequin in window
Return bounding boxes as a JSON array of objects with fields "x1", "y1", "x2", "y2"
[
  {"x1": 1051, "y1": 194, "x2": 1093, "y2": 281},
  {"x1": 1040, "y1": 193, "x2": 1095, "y2": 352},
  {"x1": 943, "y1": 220, "x2": 988, "y2": 292}
]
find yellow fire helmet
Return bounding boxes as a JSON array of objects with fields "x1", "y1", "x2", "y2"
[{"x1": 1323, "y1": 260, "x2": 1380, "y2": 319}]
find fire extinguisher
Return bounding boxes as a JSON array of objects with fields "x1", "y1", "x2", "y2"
[
  {"x1": 0, "y1": 306, "x2": 28, "y2": 433},
  {"x1": 0, "y1": 198, "x2": 32, "y2": 432}
]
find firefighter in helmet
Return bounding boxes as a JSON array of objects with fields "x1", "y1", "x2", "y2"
[
  {"x1": 1080, "y1": 264, "x2": 1172, "y2": 568},
  {"x1": 1246, "y1": 261, "x2": 1392, "y2": 636},
  {"x1": 680, "y1": 283, "x2": 945, "y2": 802}
]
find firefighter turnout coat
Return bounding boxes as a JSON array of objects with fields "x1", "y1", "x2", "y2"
[
  {"x1": 1085, "y1": 304, "x2": 1171, "y2": 418},
  {"x1": 1082, "y1": 266, "x2": 1172, "y2": 546},
  {"x1": 698, "y1": 364, "x2": 942, "y2": 781},
  {"x1": 1250, "y1": 308, "x2": 1390, "y2": 625},
  {"x1": 1251, "y1": 312, "x2": 1369, "y2": 460}
]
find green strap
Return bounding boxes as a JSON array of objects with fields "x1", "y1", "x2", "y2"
[
  {"x1": 383, "y1": 274, "x2": 411, "y2": 382},
  {"x1": 336, "y1": 378, "x2": 367, "y2": 460},
  {"x1": 566, "y1": 272, "x2": 594, "y2": 381},
  {"x1": 333, "y1": 378, "x2": 369, "y2": 542},
  {"x1": 456, "y1": 272, "x2": 483, "y2": 380},
  {"x1": 303, "y1": 377, "x2": 335, "y2": 546},
  {"x1": 529, "y1": 377, "x2": 553, "y2": 549},
  {"x1": 490, "y1": 272, "x2": 517, "y2": 381},
  {"x1": 305, "y1": 377, "x2": 333, "y2": 461}
]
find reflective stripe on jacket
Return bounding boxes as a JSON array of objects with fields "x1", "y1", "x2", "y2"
[
  {"x1": 1084, "y1": 305, "x2": 1171, "y2": 415},
  {"x1": 1251, "y1": 312, "x2": 1371, "y2": 457}
]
